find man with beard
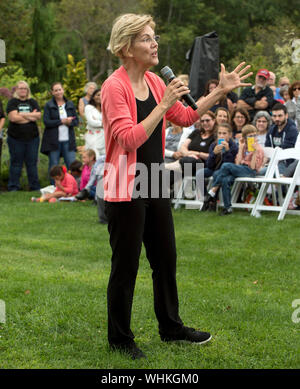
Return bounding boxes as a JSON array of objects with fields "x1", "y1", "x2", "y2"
[
  {"x1": 237, "y1": 69, "x2": 274, "y2": 120},
  {"x1": 264, "y1": 103, "x2": 298, "y2": 174}
]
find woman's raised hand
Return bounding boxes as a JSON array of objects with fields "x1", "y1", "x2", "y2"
[{"x1": 219, "y1": 62, "x2": 253, "y2": 94}]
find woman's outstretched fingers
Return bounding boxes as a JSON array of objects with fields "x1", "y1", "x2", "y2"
[
  {"x1": 238, "y1": 64, "x2": 251, "y2": 76},
  {"x1": 240, "y1": 72, "x2": 253, "y2": 81},
  {"x1": 233, "y1": 62, "x2": 246, "y2": 73}
]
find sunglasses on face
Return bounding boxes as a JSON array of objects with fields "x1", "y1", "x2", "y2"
[{"x1": 293, "y1": 87, "x2": 300, "y2": 91}]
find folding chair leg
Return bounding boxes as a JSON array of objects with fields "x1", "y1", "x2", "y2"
[
  {"x1": 251, "y1": 182, "x2": 269, "y2": 216},
  {"x1": 278, "y1": 184, "x2": 296, "y2": 220}
]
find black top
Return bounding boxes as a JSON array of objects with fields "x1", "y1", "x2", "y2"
[
  {"x1": 188, "y1": 130, "x2": 215, "y2": 153},
  {"x1": 239, "y1": 86, "x2": 274, "y2": 120},
  {"x1": 6, "y1": 98, "x2": 40, "y2": 140},
  {"x1": 136, "y1": 88, "x2": 163, "y2": 167},
  {"x1": 134, "y1": 87, "x2": 164, "y2": 198}
]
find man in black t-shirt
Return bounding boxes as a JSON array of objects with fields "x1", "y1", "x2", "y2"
[
  {"x1": 6, "y1": 81, "x2": 41, "y2": 191},
  {"x1": 237, "y1": 69, "x2": 274, "y2": 120}
]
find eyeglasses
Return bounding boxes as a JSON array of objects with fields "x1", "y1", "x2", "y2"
[
  {"x1": 234, "y1": 115, "x2": 246, "y2": 120},
  {"x1": 293, "y1": 87, "x2": 300, "y2": 91},
  {"x1": 137, "y1": 35, "x2": 160, "y2": 45},
  {"x1": 257, "y1": 120, "x2": 268, "y2": 123},
  {"x1": 200, "y1": 119, "x2": 211, "y2": 123}
]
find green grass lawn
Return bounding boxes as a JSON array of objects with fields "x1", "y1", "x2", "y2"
[{"x1": 0, "y1": 191, "x2": 300, "y2": 369}]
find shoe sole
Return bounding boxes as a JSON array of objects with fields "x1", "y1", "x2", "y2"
[{"x1": 162, "y1": 335, "x2": 212, "y2": 345}]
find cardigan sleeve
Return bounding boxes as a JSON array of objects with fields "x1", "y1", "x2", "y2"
[{"x1": 101, "y1": 78, "x2": 148, "y2": 152}]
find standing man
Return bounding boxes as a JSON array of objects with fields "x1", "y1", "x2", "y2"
[{"x1": 237, "y1": 69, "x2": 274, "y2": 120}]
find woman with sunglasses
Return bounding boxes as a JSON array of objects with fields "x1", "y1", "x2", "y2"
[
  {"x1": 101, "y1": 13, "x2": 252, "y2": 359},
  {"x1": 286, "y1": 81, "x2": 300, "y2": 129},
  {"x1": 165, "y1": 111, "x2": 217, "y2": 178}
]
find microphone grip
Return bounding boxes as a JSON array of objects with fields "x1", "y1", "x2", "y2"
[
  {"x1": 162, "y1": 68, "x2": 198, "y2": 110},
  {"x1": 182, "y1": 94, "x2": 198, "y2": 111}
]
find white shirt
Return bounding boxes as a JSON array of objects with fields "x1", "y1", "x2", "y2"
[
  {"x1": 85, "y1": 104, "x2": 103, "y2": 132},
  {"x1": 58, "y1": 104, "x2": 69, "y2": 141}
]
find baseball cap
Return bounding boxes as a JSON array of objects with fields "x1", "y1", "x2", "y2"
[{"x1": 257, "y1": 69, "x2": 270, "y2": 79}]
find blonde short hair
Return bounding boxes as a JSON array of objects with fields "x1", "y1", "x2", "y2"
[
  {"x1": 108, "y1": 13, "x2": 155, "y2": 58},
  {"x1": 242, "y1": 124, "x2": 257, "y2": 137},
  {"x1": 84, "y1": 148, "x2": 96, "y2": 162},
  {"x1": 13, "y1": 80, "x2": 31, "y2": 99}
]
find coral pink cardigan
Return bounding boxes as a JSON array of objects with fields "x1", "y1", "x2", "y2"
[{"x1": 101, "y1": 65, "x2": 199, "y2": 201}]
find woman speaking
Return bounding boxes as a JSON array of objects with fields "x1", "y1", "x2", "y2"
[{"x1": 101, "y1": 13, "x2": 251, "y2": 359}]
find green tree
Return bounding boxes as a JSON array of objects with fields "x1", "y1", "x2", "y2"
[
  {"x1": 62, "y1": 54, "x2": 88, "y2": 107},
  {"x1": 27, "y1": 0, "x2": 66, "y2": 91},
  {"x1": 0, "y1": 0, "x2": 32, "y2": 64},
  {"x1": 227, "y1": 19, "x2": 300, "y2": 83},
  {"x1": 152, "y1": 0, "x2": 300, "y2": 75},
  {"x1": 275, "y1": 37, "x2": 300, "y2": 81},
  {"x1": 57, "y1": 0, "x2": 154, "y2": 82}
]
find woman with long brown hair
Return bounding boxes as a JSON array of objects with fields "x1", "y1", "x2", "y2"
[
  {"x1": 165, "y1": 110, "x2": 217, "y2": 176},
  {"x1": 231, "y1": 107, "x2": 250, "y2": 140}
]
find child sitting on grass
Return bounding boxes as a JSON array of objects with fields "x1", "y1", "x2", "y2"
[
  {"x1": 69, "y1": 160, "x2": 83, "y2": 190},
  {"x1": 32, "y1": 165, "x2": 78, "y2": 202},
  {"x1": 79, "y1": 149, "x2": 97, "y2": 199},
  {"x1": 203, "y1": 124, "x2": 264, "y2": 215}
]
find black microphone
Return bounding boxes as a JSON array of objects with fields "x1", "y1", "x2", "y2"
[{"x1": 160, "y1": 66, "x2": 198, "y2": 110}]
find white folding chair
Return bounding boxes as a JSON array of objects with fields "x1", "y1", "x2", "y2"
[
  {"x1": 251, "y1": 147, "x2": 300, "y2": 220},
  {"x1": 172, "y1": 176, "x2": 203, "y2": 210},
  {"x1": 229, "y1": 147, "x2": 279, "y2": 211}
]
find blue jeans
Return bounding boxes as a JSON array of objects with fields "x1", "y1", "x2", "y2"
[
  {"x1": 7, "y1": 135, "x2": 40, "y2": 191},
  {"x1": 89, "y1": 184, "x2": 96, "y2": 199},
  {"x1": 48, "y1": 141, "x2": 76, "y2": 181},
  {"x1": 212, "y1": 162, "x2": 256, "y2": 209}
]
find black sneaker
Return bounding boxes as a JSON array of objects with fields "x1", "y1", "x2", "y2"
[
  {"x1": 75, "y1": 189, "x2": 89, "y2": 200},
  {"x1": 219, "y1": 207, "x2": 233, "y2": 216},
  {"x1": 201, "y1": 195, "x2": 215, "y2": 211},
  {"x1": 161, "y1": 326, "x2": 212, "y2": 344},
  {"x1": 208, "y1": 197, "x2": 217, "y2": 211},
  {"x1": 110, "y1": 341, "x2": 146, "y2": 360}
]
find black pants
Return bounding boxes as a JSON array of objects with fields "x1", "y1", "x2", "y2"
[{"x1": 105, "y1": 197, "x2": 183, "y2": 345}]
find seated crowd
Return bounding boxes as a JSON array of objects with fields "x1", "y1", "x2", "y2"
[{"x1": 0, "y1": 69, "x2": 299, "y2": 217}]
